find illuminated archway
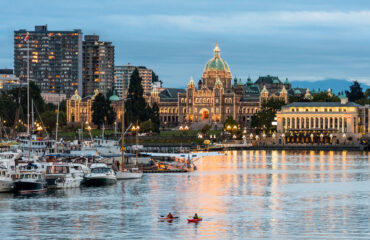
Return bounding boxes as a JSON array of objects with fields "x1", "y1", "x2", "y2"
[{"x1": 199, "y1": 108, "x2": 209, "y2": 120}]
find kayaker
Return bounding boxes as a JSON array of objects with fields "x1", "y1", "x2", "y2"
[
  {"x1": 167, "y1": 212, "x2": 173, "y2": 218},
  {"x1": 193, "y1": 213, "x2": 199, "y2": 219}
]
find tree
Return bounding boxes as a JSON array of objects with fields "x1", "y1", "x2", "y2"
[
  {"x1": 91, "y1": 93, "x2": 116, "y2": 129},
  {"x1": 224, "y1": 116, "x2": 238, "y2": 130},
  {"x1": 312, "y1": 92, "x2": 340, "y2": 102},
  {"x1": 8, "y1": 81, "x2": 46, "y2": 118},
  {"x1": 40, "y1": 110, "x2": 66, "y2": 132},
  {"x1": 151, "y1": 102, "x2": 160, "y2": 133},
  {"x1": 0, "y1": 92, "x2": 17, "y2": 127},
  {"x1": 125, "y1": 68, "x2": 153, "y2": 124},
  {"x1": 251, "y1": 99, "x2": 286, "y2": 133},
  {"x1": 346, "y1": 81, "x2": 364, "y2": 102}
]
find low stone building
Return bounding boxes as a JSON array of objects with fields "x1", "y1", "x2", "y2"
[{"x1": 276, "y1": 97, "x2": 367, "y2": 144}]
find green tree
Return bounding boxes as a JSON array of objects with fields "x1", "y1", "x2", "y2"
[
  {"x1": 312, "y1": 92, "x2": 340, "y2": 102},
  {"x1": 224, "y1": 116, "x2": 238, "y2": 130},
  {"x1": 40, "y1": 110, "x2": 67, "y2": 133},
  {"x1": 0, "y1": 92, "x2": 17, "y2": 127},
  {"x1": 8, "y1": 82, "x2": 46, "y2": 118},
  {"x1": 151, "y1": 102, "x2": 160, "y2": 133},
  {"x1": 125, "y1": 68, "x2": 151, "y2": 124},
  {"x1": 346, "y1": 81, "x2": 364, "y2": 102},
  {"x1": 251, "y1": 99, "x2": 286, "y2": 133},
  {"x1": 92, "y1": 93, "x2": 116, "y2": 129}
]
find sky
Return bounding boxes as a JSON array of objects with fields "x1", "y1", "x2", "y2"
[{"x1": 1, "y1": 0, "x2": 370, "y2": 88}]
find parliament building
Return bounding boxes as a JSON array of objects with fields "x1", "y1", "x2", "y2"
[{"x1": 149, "y1": 44, "x2": 296, "y2": 128}]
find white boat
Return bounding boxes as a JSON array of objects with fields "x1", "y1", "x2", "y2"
[
  {"x1": 116, "y1": 168, "x2": 143, "y2": 180},
  {"x1": 83, "y1": 163, "x2": 117, "y2": 186},
  {"x1": 45, "y1": 163, "x2": 87, "y2": 188},
  {"x1": 0, "y1": 151, "x2": 21, "y2": 192},
  {"x1": 0, "y1": 167, "x2": 13, "y2": 192},
  {"x1": 15, "y1": 136, "x2": 56, "y2": 157}
]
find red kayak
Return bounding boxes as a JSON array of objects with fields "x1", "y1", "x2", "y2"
[{"x1": 187, "y1": 218, "x2": 202, "y2": 223}]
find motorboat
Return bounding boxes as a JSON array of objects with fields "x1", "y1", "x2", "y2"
[
  {"x1": 45, "y1": 163, "x2": 88, "y2": 188},
  {"x1": 14, "y1": 171, "x2": 47, "y2": 194},
  {"x1": 116, "y1": 168, "x2": 143, "y2": 180},
  {"x1": 83, "y1": 163, "x2": 117, "y2": 186}
]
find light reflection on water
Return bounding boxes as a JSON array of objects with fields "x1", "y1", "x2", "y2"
[{"x1": 0, "y1": 150, "x2": 369, "y2": 239}]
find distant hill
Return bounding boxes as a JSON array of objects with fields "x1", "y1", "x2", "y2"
[{"x1": 291, "y1": 79, "x2": 370, "y2": 94}]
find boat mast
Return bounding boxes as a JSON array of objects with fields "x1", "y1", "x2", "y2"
[
  {"x1": 55, "y1": 99, "x2": 60, "y2": 153},
  {"x1": 27, "y1": 36, "x2": 31, "y2": 161},
  {"x1": 121, "y1": 82, "x2": 125, "y2": 171}
]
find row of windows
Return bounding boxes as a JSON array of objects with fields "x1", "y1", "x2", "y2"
[
  {"x1": 282, "y1": 117, "x2": 350, "y2": 129},
  {"x1": 291, "y1": 108, "x2": 347, "y2": 112}
]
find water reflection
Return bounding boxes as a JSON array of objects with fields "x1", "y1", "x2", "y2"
[{"x1": 0, "y1": 150, "x2": 369, "y2": 239}]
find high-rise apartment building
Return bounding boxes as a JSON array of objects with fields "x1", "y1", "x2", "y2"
[
  {"x1": 82, "y1": 35, "x2": 114, "y2": 97},
  {"x1": 14, "y1": 25, "x2": 83, "y2": 97},
  {"x1": 114, "y1": 64, "x2": 153, "y2": 98}
]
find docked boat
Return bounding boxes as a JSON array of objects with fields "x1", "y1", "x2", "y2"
[
  {"x1": 83, "y1": 163, "x2": 117, "y2": 186},
  {"x1": 0, "y1": 167, "x2": 13, "y2": 192},
  {"x1": 14, "y1": 171, "x2": 47, "y2": 194},
  {"x1": 45, "y1": 163, "x2": 87, "y2": 188},
  {"x1": 116, "y1": 167, "x2": 143, "y2": 180}
]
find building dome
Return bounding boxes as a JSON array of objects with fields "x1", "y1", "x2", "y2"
[
  {"x1": 71, "y1": 90, "x2": 81, "y2": 101},
  {"x1": 109, "y1": 90, "x2": 120, "y2": 101},
  {"x1": 204, "y1": 43, "x2": 230, "y2": 73}
]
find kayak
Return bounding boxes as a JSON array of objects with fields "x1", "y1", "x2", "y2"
[{"x1": 187, "y1": 218, "x2": 202, "y2": 223}]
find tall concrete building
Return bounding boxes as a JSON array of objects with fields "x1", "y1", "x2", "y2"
[
  {"x1": 14, "y1": 25, "x2": 83, "y2": 97},
  {"x1": 114, "y1": 64, "x2": 153, "y2": 98},
  {"x1": 82, "y1": 35, "x2": 114, "y2": 97}
]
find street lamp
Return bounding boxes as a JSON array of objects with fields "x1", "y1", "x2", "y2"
[
  {"x1": 281, "y1": 133, "x2": 285, "y2": 145},
  {"x1": 131, "y1": 123, "x2": 140, "y2": 162},
  {"x1": 343, "y1": 133, "x2": 346, "y2": 145}
]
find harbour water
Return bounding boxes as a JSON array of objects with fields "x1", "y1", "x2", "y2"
[{"x1": 0, "y1": 150, "x2": 369, "y2": 239}]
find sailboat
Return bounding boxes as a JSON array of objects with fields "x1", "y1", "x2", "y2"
[
  {"x1": 115, "y1": 91, "x2": 143, "y2": 180},
  {"x1": 14, "y1": 33, "x2": 47, "y2": 194}
]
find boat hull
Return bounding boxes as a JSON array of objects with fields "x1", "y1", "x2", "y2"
[
  {"x1": 14, "y1": 181, "x2": 47, "y2": 194},
  {"x1": 0, "y1": 180, "x2": 13, "y2": 193},
  {"x1": 83, "y1": 177, "x2": 117, "y2": 186},
  {"x1": 116, "y1": 171, "x2": 143, "y2": 180},
  {"x1": 46, "y1": 177, "x2": 82, "y2": 189}
]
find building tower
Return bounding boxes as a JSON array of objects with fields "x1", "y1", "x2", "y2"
[
  {"x1": 82, "y1": 35, "x2": 114, "y2": 97},
  {"x1": 14, "y1": 25, "x2": 83, "y2": 97}
]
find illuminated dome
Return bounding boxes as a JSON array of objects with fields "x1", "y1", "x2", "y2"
[
  {"x1": 204, "y1": 43, "x2": 230, "y2": 73},
  {"x1": 71, "y1": 90, "x2": 81, "y2": 101}
]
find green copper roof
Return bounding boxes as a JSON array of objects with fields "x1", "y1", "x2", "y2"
[
  {"x1": 205, "y1": 57, "x2": 230, "y2": 72},
  {"x1": 109, "y1": 90, "x2": 120, "y2": 101}
]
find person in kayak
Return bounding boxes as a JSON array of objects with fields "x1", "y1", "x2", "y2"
[
  {"x1": 193, "y1": 213, "x2": 199, "y2": 219},
  {"x1": 167, "y1": 212, "x2": 173, "y2": 218}
]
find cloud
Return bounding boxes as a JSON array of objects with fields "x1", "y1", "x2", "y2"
[{"x1": 107, "y1": 11, "x2": 370, "y2": 35}]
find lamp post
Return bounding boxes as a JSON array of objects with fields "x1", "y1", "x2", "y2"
[
  {"x1": 320, "y1": 133, "x2": 324, "y2": 144},
  {"x1": 114, "y1": 121, "x2": 117, "y2": 136},
  {"x1": 343, "y1": 133, "x2": 346, "y2": 145},
  {"x1": 281, "y1": 133, "x2": 285, "y2": 145},
  {"x1": 131, "y1": 123, "x2": 140, "y2": 164}
]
